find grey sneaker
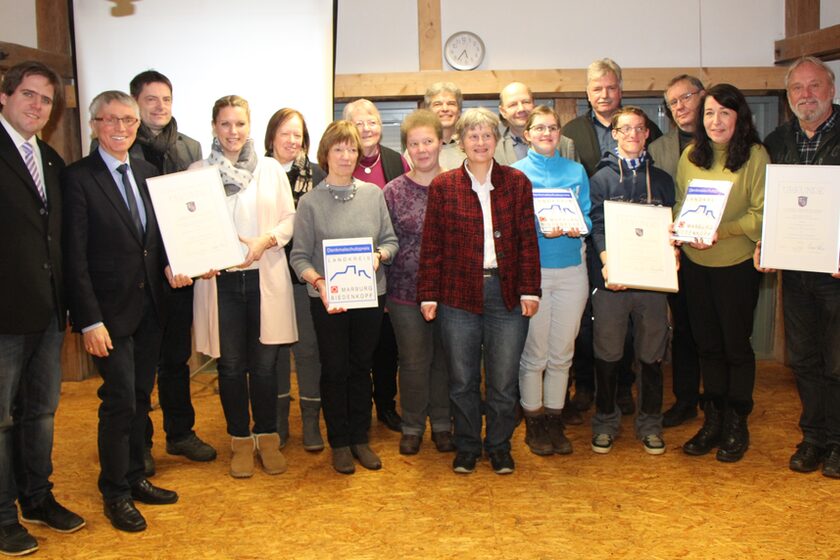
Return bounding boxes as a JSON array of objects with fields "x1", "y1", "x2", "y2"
[
  {"x1": 591, "y1": 433, "x2": 613, "y2": 454},
  {"x1": 642, "y1": 434, "x2": 666, "y2": 455}
]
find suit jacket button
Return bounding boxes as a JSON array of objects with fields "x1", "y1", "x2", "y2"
[
  {"x1": 493, "y1": 230, "x2": 501, "y2": 238},
  {"x1": 42, "y1": 263, "x2": 50, "y2": 269},
  {"x1": 39, "y1": 208, "x2": 46, "y2": 215},
  {"x1": 143, "y1": 250, "x2": 148, "y2": 257},
  {"x1": 139, "y1": 281, "x2": 145, "y2": 289}
]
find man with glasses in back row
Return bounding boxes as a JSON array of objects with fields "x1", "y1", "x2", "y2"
[{"x1": 649, "y1": 75, "x2": 705, "y2": 428}]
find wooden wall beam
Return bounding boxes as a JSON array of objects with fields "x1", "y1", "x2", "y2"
[
  {"x1": 785, "y1": 0, "x2": 819, "y2": 37},
  {"x1": 335, "y1": 66, "x2": 788, "y2": 100},
  {"x1": 0, "y1": 41, "x2": 72, "y2": 77},
  {"x1": 417, "y1": 0, "x2": 442, "y2": 71},
  {"x1": 775, "y1": 24, "x2": 840, "y2": 63}
]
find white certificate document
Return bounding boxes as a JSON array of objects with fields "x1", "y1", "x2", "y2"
[
  {"x1": 673, "y1": 179, "x2": 733, "y2": 245},
  {"x1": 147, "y1": 166, "x2": 245, "y2": 278},
  {"x1": 532, "y1": 188, "x2": 589, "y2": 234},
  {"x1": 760, "y1": 164, "x2": 840, "y2": 273},
  {"x1": 323, "y1": 237, "x2": 379, "y2": 310},
  {"x1": 604, "y1": 201, "x2": 678, "y2": 293}
]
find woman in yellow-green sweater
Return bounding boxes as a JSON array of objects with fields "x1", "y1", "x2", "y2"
[{"x1": 674, "y1": 83, "x2": 769, "y2": 464}]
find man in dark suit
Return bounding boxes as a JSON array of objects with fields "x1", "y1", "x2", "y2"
[
  {"x1": 0, "y1": 61, "x2": 85, "y2": 556},
  {"x1": 63, "y1": 90, "x2": 189, "y2": 533}
]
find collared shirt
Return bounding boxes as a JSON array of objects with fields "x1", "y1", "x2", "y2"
[
  {"x1": 511, "y1": 133, "x2": 529, "y2": 161},
  {"x1": 0, "y1": 113, "x2": 47, "y2": 201},
  {"x1": 464, "y1": 159, "x2": 498, "y2": 269},
  {"x1": 591, "y1": 111, "x2": 618, "y2": 158},
  {"x1": 97, "y1": 146, "x2": 148, "y2": 229},
  {"x1": 794, "y1": 108, "x2": 837, "y2": 164}
]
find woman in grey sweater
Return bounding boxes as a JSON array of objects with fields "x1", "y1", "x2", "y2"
[{"x1": 290, "y1": 120, "x2": 398, "y2": 474}]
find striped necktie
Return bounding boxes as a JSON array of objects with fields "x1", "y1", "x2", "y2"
[{"x1": 21, "y1": 142, "x2": 46, "y2": 203}]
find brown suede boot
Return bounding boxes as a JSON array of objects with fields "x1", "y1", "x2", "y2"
[
  {"x1": 230, "y1": 436, "x2": 255, "y2": 478},
  {"x1": 255, "y1": 433, "x2": 288, "y2": 475}
]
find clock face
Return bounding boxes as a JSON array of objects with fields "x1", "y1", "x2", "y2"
[{"x1": 444, "y1": 31, "x2": 485, "y2": 71}]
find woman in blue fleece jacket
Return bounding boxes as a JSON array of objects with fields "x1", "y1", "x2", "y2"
[{"x1": 512, "y1": 106, "x2": 591, "y2": 456}]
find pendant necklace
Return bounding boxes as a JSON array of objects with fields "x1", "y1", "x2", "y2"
[{"x1": 362, "y1": 150, "x2": 381, "y2": 175}]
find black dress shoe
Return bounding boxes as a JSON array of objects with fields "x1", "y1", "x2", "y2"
[
  {"x1": 21, "y1": 492, "x2": 85, "y2": 533},
  {"x1": 662, "y1": 402, "x2": 698, "y2": 428},
  {"x1": 823, "y1": 444, "x2": 840, "y2": 479},
  {"x1": 104, "y1": 498, "x2": 146, "y2": 533},
  {"x1": 166, "y1": 433, "x2": 217, "y2": 462},
  {"x1": 789, "y1": 441, "x2": 824, "y2": 473},
  {"x1": 0, "y1": 522, "x2": 38, "y2": 555},
  {"x1": 377, "y1": 409, "x2": 402, "y2": 432},
  {"x1": 130, "y1": 479, "x2": 178, "y2": 505}
]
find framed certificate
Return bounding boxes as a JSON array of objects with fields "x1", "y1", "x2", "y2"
[
  {"x1": 532, "y1": 188, "x2": 589, "y2": 235},
  {"x1": 147, "y1": 166, "x2": 245, "y2": 278},
  {"x1": 760, "y1": 164, "x2": 840, "y2": 274},
  {"x1": 673, "y1": 179, "x2": 732, "y2": 244},
  {"x1": 604, "y1": 201, "x2": 678, "y2": 293},
  {"x1": 322, "y1": 237, "x2": 379, "y2": 310}
]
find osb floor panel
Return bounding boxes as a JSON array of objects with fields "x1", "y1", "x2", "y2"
[{"x1": 35, "y1": 360, "x2": 840, "y2": 559}]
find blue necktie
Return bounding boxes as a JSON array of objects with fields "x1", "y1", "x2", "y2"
[{"x1": 116, "y1": 163, "x2": 144, "y2": 236}]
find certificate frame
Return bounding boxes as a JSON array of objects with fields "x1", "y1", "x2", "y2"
[
  {"x1": 760, "y1": 164, "x2": 840, "y2": 274},
  {"x1": 673, "y1": 179, "x2": 732, "y2": 245},
  {"x1": 322, "y1": 237, "x2": 379, "y2": 310},
  {"x1": 146, "y1": 166, "x2": 245, "y2": 278},
  {"x1": 532, "y1": 188, "x2": 589, "y2": 235},
  {"x1": 604, "y1": 201, "x2": 678, "y2": 293}
]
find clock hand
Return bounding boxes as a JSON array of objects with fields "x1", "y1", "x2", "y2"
[{"x1": 458, "y1": 49, "x2": 468, "y2": 62}]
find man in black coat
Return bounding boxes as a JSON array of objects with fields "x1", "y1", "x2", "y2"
[
  {"x1": 0, "y1": 61, "x2": 85, "y2": 556},
  {"x1": 63, "y1": 90, "x2": 190, "y2": 533}
]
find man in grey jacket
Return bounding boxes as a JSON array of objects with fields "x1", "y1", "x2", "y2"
[{"x1": 649, "y1": 75, "x2": 705, "y2": 428}]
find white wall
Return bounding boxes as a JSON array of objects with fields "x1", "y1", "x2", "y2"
[
  {"x1": 336, "y1": 0, "x2": 785, "y2": 73},
  {"x1": 71, "y1": 0, "x2": 334, "y2": 157},
  {"x1": 0, "y1": 0, "x2": 37, "y2": 49}
]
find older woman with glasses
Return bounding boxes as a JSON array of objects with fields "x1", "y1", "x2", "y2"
[
  {"x1": 417, "y1": 107, "x2": 541, "y2": 475},
  {"x1": 343, "y1": 99, "x2": 409, "y2": 433},
  {"x1": 290, "y1": 120, "x2": 398, "y2": 475}
]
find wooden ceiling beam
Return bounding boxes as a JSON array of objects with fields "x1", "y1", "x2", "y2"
[
  {"x1": 775, "y1": 24, "x2": 840, "y2": 63},
  {"x1": 335, "y1": 66, "x2": 787, "y2": 100}
]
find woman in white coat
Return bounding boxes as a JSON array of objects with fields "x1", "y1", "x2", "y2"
[{"x1": 192, "y1": 95, "x2": 297, "y2": 478}]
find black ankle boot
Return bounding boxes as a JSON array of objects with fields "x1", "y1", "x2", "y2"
[
  {"x1": 716, "y1": 409, "x2": 749, "y2": 462},
  {"x1": 524, "y1": 415, "x2": 553, "y2": 456},
  {"x1": 683, "y1": 400, "x2": 723, "y2": 456}
]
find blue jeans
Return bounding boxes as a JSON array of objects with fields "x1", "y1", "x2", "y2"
[
  {"x1": 217, "y1": 271, "x2": 279, "y2": 437},
  {"x1": 0, "y1": 316, "x2": 63, "y2": 524},
  {"x1": 438, "y1": 276, "x2": 529, "y2": 455},
  {"x1": 388, "y1": 299, "x2": 450, "y2": 436},
  {"x1": 783, "y1": 270, "x2": 840, "y2": 447}
]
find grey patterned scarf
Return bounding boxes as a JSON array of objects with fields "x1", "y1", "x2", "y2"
[{"x1": 208, "y1": 137, "x2": 258, "y2": 196}]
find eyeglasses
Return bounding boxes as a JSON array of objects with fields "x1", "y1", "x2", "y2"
[
  {"x1": 667, "y1": 90, "x2": 702, "y2": 108},
  {"x1": 94, "y1": 116, "x2": 139, "y2": 127},
  {"x1": 614, "y1": 125, "x2": 647, "y2": 135},
  {"x1": 529, "y1": 124, "x2": 560, "y2": 134}
]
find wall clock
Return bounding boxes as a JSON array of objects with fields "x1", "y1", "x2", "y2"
[{"x1": 444, "y1": 31, "x2": 485, "y2": 71}]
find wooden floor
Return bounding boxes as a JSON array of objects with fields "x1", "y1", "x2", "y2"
[{"x1": 36, "y1": 361, "x2": 840, "y2": 559}]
